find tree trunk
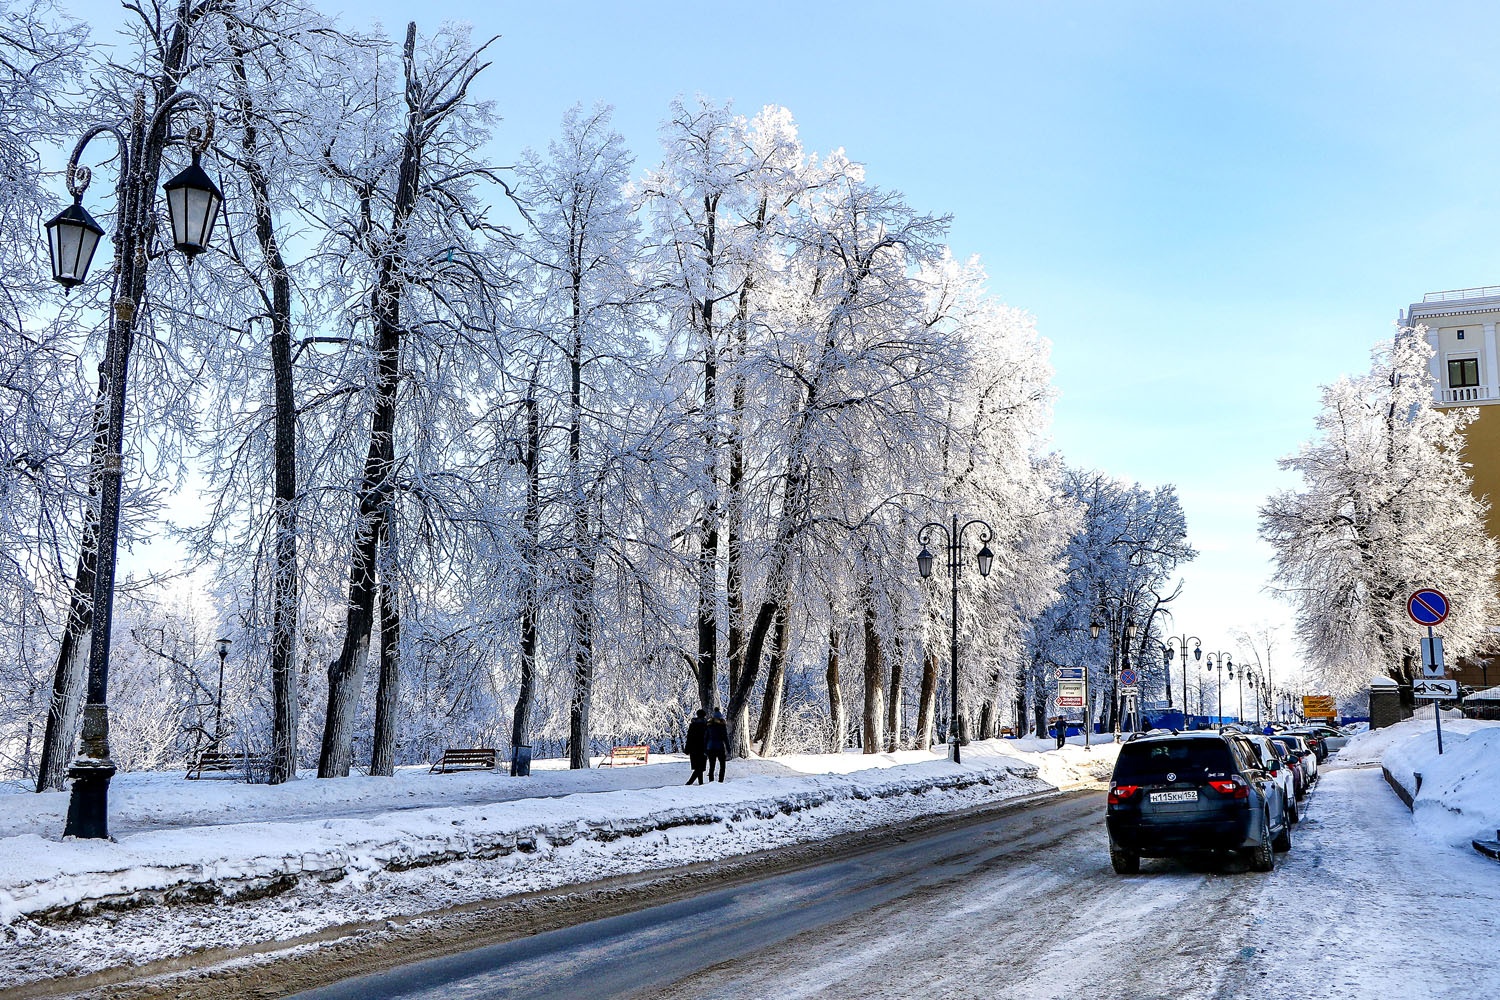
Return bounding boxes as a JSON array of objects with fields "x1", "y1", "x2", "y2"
[
  {"x1": 885, "y1": 633, "x2": 904, "y2": 752},
  {"x1": 511, "y1": 393, "x2": 540, "y2": 754},
  {"x1": 319, "y1": 23, "x2": 423, "y2": 779},
  {"x1": 861, "y1": 582, "x2": 885, "y2": 754},
  {"x1": 566, "y1": 260, "x2": 598, "y2": 771},
  {"x1": 35, "y1": 541, "x2": 93, "y2": 791},
  {"x1": 567, "y1": 561, "x2": 596, "y2": 770},
  {"x1": 756, "y1": 606, "x2": 792, "y2": 756},
  {"x1": 370, "y1": 540, "x2": 399, "y2": 777},
  {"x1": 230, "y1": 31, "x2": 300, "y2": 784},
  {"x1": 826, "y1": 627, "x2": 846, "y2": 754},
  {"x1": 916, "y1": 650, "x2": 938, "y2": 751}
]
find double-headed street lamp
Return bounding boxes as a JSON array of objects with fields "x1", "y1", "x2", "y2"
[
  {"x1": 1245, "y1": 667, "x2": 1265, "y2": 728},
  {"x1": 917, "y1": 515, "x2": 994, "y2": 765},
  {"x1": 1161, "y1": 634, "x2": 1201, "y2": 725},
  {"x1": 47, "y1": 90, "x2": 224, "y2": 840},
  {"x1": 1204, "y1": 652, "x2": 1232, "y2": 728}
]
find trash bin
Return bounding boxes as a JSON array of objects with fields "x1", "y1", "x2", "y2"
[{"x1": 510, "y1": 744, "x2": 532, "y2": 777}]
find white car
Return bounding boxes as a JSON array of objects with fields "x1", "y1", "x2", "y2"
[{"x1": 1246, "y1": 734, "x2": 1300, "y2": 823}]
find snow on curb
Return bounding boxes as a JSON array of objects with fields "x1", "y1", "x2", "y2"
[
  {"x1": 1342, "y1": 712, "x2": 1500, "y2": 849},
  {"x1": 0, "y1": 761, "x2": 1042, "y2": 927}
]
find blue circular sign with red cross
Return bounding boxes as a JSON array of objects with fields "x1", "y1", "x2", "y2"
[
  {"x1": 1120, "y1": 668, "x2": 1139, "y2": 686},
  {"x1": 1407, "y1": 589, "x2": 1449, "y2": 627}
]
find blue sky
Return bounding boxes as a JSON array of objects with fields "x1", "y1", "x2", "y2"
[{"x1": 84, "y1": 1, "x2": 1500, "y2": 679}]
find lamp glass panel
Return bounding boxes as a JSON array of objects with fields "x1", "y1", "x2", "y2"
[{"x1": 46, "y1": 211, "x2": 102, "y2": 286}]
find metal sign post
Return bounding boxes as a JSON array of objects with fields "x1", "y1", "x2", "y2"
[{"x1": 1408, "y1": 589, "x2": 1451, "y2": 755}]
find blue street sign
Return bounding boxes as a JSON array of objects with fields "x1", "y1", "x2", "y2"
[
  {"x1": 1055, "y1": 667, "x2": 1085, "y2": 680},
  {"x1": 1407, "y1": 589, "x2": 1449, "y2": 627},
  {"x1": 1120, "y1": 668, "x2": 1139, "y2": 686}
]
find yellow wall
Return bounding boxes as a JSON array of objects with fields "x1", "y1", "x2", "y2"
[{"x1": 1464, "y1": 406, "x2": 1500, "y2": 540}]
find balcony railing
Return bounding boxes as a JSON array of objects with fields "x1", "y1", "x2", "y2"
[
  {"x1": 1423, "y1": 285, "x2": 1500, "y2": 303},
  {"x1": 1440, "y1": 385, "x2": 1494, "y2": 403}
]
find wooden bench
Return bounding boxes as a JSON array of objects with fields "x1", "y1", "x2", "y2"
[
  {"x1": 430, "y1": 748, "x2": 498, "y2": 773},
  {"x1": 187, "y1": 751, "x2": 272, "y2": 781},
  {"x1": 605, "y1": 744, "x2": 649, "y2": 767}
]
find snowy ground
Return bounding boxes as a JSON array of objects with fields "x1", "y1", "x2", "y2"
[
  {"x1": 3, "y1": 717, "x2": 1493, "y2": 998},
  {"x1": 660, "y1": 719, "x2": 1500, "y2": 1000},
  {"x1": 0, "y1": 738, "x2": 1116, "y2": 991}
]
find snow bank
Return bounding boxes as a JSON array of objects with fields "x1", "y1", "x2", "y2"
[
  {"x1": 1340, "y1": 711, "x2": 1500, "y2": 848},
  {"x1": 0, "y1": 739, "x2": 1116, "y2": 930}
]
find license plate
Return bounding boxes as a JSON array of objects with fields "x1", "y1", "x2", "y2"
[{"x1": 1150, "y1": 790, "x2": 1198, "y2": 803}]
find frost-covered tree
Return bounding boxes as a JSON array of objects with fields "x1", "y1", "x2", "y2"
[
  {"x1": 1027, "y1": 470, "x2": 1194, "y2": 736},
  {"x1": 1261, "y1": 332, "x2": 1499, "y2": 699}
]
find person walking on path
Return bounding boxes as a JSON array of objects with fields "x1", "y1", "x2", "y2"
[
  {"x1": 685, "y1": 709, "x2": 708, "y2": 785},
  {"x1": 705, "y1": 709, "x2": 729, "y2": 781},
  {"x1": 1055, "y1": 716, "x2": 1067, "y2": 750}
]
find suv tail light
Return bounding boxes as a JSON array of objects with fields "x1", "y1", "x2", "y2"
[
  {"x1": 1108, "y1": 784, "x2": 1140, "y2": 805},
  {"x1": 1208, "y1": 777, "x2": 1249, "y2": 799}
]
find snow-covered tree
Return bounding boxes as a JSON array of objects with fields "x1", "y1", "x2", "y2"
[{"x1": 1261, "y1": 331, "x2": 1499, "y2": 698}]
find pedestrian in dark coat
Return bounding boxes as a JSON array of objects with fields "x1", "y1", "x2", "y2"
[
  {"x1": 705, "y1": 709, "x2": 729, "y2": 781},
  {"x1": 1055, "y1": 716, "x2": 1067, "y2": 749},
  {"x1": 685, "y1": 709, "x2": 708, "y2": 785}
]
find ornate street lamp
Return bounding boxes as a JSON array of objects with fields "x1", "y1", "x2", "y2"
[
  {"x1": 1205, "y1": 652, "x2": 1232, "y2": 729},
  {"x1": 917, "y1": 515, "x2": 994, "y2": 764},
  {"x1": 49, "y1": 90, "x2": 221, "y2": 841},
  {"x1": 213, "y1": 638, "x2": 231, "y2": 746},
  {"x1": 1161, "y1": 634, "x2": 1201, "y2": 726}
]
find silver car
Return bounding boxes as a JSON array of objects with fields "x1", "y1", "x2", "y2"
[{"x1": 1246, "y1": 734, "x2": 1299, "y2": 823}]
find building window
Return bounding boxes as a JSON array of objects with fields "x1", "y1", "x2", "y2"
[
  {"x1": 1449, "y1": 357, "x2": 1480, "y2": 388},
  {"x1": 1458, "y1": 329, "x2": 1467, "y2": 340}
]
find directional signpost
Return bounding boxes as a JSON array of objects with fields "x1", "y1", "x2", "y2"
[
  {"x1": 1056, "y1": 667, "x2": 1091, "y2": 749},
  {"x1": 1407, "y1": 588, "x2": 1451, "y2": 755}
]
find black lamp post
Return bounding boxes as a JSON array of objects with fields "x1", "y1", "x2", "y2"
[
  {"x1": 1204, "y1": 652, "x2": 1232, "y2": 729},
  {"x1": 1230, "y1": 661, "x2": 1244, "y2": 725},
  {"x1": 213, "y1": 638, "x2": 231, "y2": 746},
  {"x1": 48, "y1": 90, "x2": 222, "y2": 841},
  {"x1": 1161, "y1": 635, "x2": 1201, "y2": 726},
  {"x1": 917, "y1": 515, "x2": 994, "y2": 764}
]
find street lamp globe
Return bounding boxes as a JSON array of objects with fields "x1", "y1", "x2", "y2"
[
  {"x1": 45, "y1": 195, "x2": 106, "y2": 290},
  {"x1": 976, "y1": 543, "x2": 994, "y2": 578},
  {"x1": 1089, "y1": 619, "x2": 1102, "y2": 640},
  {"x1": 162, "y1": 151, "x2": 223, "y2": 260},
  {"x1": 216, "y1": 637, "x2": 231, "y2": 658},
  {"x1": 916, "y1": 546, "x2": 934, "y2": 579}
]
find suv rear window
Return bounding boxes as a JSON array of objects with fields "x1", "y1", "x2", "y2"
[{"x1": 1112, "y1": 739, "x2": 1236, "y2": 784}]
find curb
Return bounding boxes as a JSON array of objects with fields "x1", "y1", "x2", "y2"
[{"x1": 1474, "y1": 834, "x2": 1500, "y2": 862}]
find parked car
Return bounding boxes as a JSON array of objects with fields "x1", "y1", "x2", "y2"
[
  {"x1": 1288, "y1": 728, "x2": 1329, "y2": 762},
  {"x1": 1105, "y1": 731, "x2": 1292, "y2": 874},
  {"x1": 1292, "y1": 724, "x2": 1349, "y2": 753},
  {"x1": 1268, "y1": 737, "x2": 1307, "y2": 802},
  {"x1": 1243, "y1": 734, "x2": 1299, "y2": 823},
  {"x1": 1270, "y1": 734, "x2": 1318, "y2": 790}
]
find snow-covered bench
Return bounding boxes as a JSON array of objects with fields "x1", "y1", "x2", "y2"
[
  {"x1": 186, "y1": 751, "x2": 271, "y2": 781},
  {"x1": 429, "y1": 748, "x2": 498, "y2": 773}
]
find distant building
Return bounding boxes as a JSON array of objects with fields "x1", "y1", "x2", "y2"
[{"x1": 1403, "y1": 285, "x2": 1500, "y2": 688}]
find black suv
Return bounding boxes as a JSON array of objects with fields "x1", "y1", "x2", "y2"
[{"x1": 1106, "y1": 731, "x2": 1292, "y2": 874}]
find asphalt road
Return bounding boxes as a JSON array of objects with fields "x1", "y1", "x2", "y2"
[{"x1": 288, "y1": 788, "x2": 1269, "y2": 1000}]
